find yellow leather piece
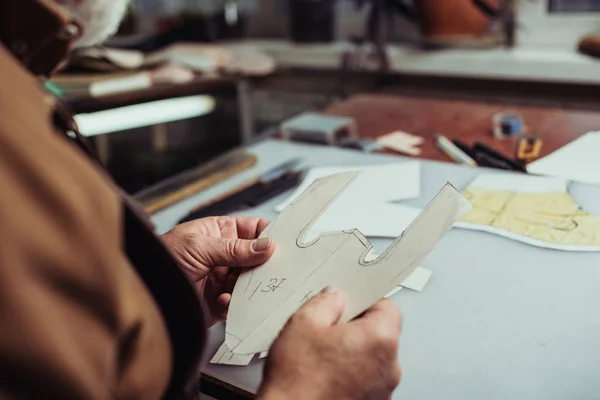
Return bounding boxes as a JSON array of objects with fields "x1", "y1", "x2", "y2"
[{"x1": 460, "y1": 188, "x2": 600, "y2": 246}]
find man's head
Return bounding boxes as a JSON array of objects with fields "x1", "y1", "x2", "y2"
[{"x1": 54, "y1": 0, "x2": 130, "y2": 47}]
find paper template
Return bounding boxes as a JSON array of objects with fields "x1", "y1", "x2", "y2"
[
  {"x1": 385, "y1": 286, "x2": 404, "y2": 298},
  {"x1": 226, "y1": 172, "x2": 471, "y2": 355},
  {"x1": 364, "y1": 249, "x2": 433, "y2": 292},
  {"x1": 274, "y1": 162, "x2": 420, "y2": 212},
  {"x1": 211, "y1": 266, "x2": 432, "y2": 366},
  {"x1": 527, "y1": 131, "x2": 600, "y2": 186},
  {"x1": 455, "y1": 174, "x2": 600, "y2": 251},
  {"x1": 210, "y1": 343, "x2": 271, "y2": 366},
  {"x1": 210, "y1": 342, "x2": 256, "y2": 366}
]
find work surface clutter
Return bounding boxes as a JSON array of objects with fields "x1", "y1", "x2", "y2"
[{"x1": 167, "y1": 136, "x2": 600, "y2": 399}]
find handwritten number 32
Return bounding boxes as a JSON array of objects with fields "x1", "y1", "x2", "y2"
[{"x1": 261, "y1": 278, "x2": 286, "y2": 293}]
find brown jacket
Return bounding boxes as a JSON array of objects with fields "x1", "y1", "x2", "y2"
[{"x1": 0, "y1": 1, "x2": 206, "y2": 399}]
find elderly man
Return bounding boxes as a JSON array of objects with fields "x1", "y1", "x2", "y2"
[{"x1": 0, "y1": 1, "x2": 402, "y2": 399}]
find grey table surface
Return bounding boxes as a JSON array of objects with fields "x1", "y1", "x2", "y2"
[{"x1": 152, "y1": 139, "x2": 600, "y2": 400}]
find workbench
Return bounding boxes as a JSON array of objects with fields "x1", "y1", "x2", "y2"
[
  {"x1": 153, "y1": 139, "x2": 600, "y2": 400},
  {"x1": 325, "y1": 94, "x2": 600, "y2": 163}
]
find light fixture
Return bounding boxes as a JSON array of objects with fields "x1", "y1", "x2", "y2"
[{"x1": 74, "y1": 95, "x2": 216, "y2": 137}]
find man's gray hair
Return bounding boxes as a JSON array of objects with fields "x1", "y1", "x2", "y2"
[{"x1": 55, "y1": 0, "x2": 131, "y2": 47}]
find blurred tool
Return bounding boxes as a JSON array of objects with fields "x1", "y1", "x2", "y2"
[
  {"x1": 452, "y1": 140, "x2": 527, "y2": 172},
  {"x1": 516, "y1": 136, "x2": 543, "y2": 164},
  {"x1": 178, "y1": 159, "x2": 304, "y2": 223},
  {"x1": 435, "y1": 135, "x2": 478, "y2": 167},
  {"x1": 377, "y1": 131, "x2": 424, "y2": 156},
  {"x1": 135, "y1": 151, "x2": 258, "y2": 214},
  {"x1": 280, "y1": 113, "x2": 358, "y2": 145},
  {"x1": 473, "y1": 142, "x2": 526, "y2": 171},
  {"x1": 452, "y1": 140, "x2": 479, "y2": 160},
  {"x1": 492, "y1": 112, "x2": 526, "y2": 139}
]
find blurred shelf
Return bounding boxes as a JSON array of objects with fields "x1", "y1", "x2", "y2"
[
  {"x1": 224, "y1": 39, "x2": 600, "y2": 86},
  {"x1": 64, "y1": 75, "x2": 239, "y2": 114}
]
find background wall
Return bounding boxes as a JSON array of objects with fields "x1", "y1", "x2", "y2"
[
  {"x1": 245, "y1": 0, "x2": 600, "y2": 50},
  {"x1": 245, "y1": 0, "x2": 420, "y2": 42}
]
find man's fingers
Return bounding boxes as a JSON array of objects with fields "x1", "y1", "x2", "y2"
[
  {"x1": 230, "y1": 216, "x2": 272, "y2": 239},
  {"x1": 224, "y1": 270, "x2": 239, "y2": 294},
  {"x1": 211, "y1": 266, "x2": 230, "y2": 283},
  {"x1": 291, "y1": 286, "x2": 346, "y2": 328},
  {"x1": 201, "y1": 236, "x2": 275, "y2": 267},
  {"x1": 214, "y1": 293, "x2": 232, "y2": 320},
  {"x1": 354, "y1": 299, "x2": 402, "y2": 336},
  {"x1": 256, "y1": 218, "x2": 270, "y2": 236}
]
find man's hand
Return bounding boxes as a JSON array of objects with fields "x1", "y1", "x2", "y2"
[
  {"x1": 161, "y1": 216, "x2": 275, "y2": 326},
  {"x1": 258, "y1": 287, "x2": 402, "y2": 400}
]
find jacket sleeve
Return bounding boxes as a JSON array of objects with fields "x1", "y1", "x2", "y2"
[
  {"x1": 0, "y1": 43, "x2": 173, "y2": 400},
  {"x1": 0, "y1": 122, "x2": 131, "y2": 399},
  {"x1": 0, "y1": 159, "x2": 127, "y2": 400},
  {"x1": 0, "y1": 82, "x2": 125, "y2": 400}
]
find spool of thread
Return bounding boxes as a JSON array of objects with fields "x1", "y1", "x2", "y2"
[
  {"x1": 500, "y1": 116, "x2": 523, "y2": 136},
  {"x1": 493, "y1": 113, "x2": 526, "y2": 139}
]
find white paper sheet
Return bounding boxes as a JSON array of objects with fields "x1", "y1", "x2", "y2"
[
  {"x1": 275, "y1": 162, "x2": 420, "y2": 212},
  {"x1": 455, "y1": 173, "x2": 600, "y2": 252},
  {"x1": 399, "y1": 267, "x2": 433, "y2": 292},
  {"x1": 453, "y1": 224, "x2": 600, "y2": 252},
  {"x1": 527, "y1": 131, "x2": 600, "y2": 186},
  {"x1": 311, "y1": 202, "x2": 422, "y2": 238},
  {"x1": 304, "y1": 174, "x2": 573, "y2": 240}
]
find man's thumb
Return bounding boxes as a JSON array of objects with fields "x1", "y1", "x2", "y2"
[
  {"x1": 294, "y1": 286, "x2": 346, "y2": 327},
  {"x1": 202, "y1": 236, "x2": 275, "y2": 267}
]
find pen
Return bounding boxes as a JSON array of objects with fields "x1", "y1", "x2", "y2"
[
  {"x1": 454, "y1": 140, "x2": 517, "y2": 171},
  {"x1": 435, "y1": 135, "x2": 477, "y2": 167},
  {"x1": 476, "y1": 152, "x2": 518, "y2": 171},
  {"x1": 473, "y1": 142, "x2": 526, "y2": 172},
  {"x1": 452, "y1": 139, "x2": 479, "y2": 161}
]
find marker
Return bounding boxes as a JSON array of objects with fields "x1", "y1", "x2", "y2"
[
  {"x1": 435, "y1": 135, "x2": 477, "y2": 167},
  {"x1": 452, "y1": 139, "x2": 478, "y2": 160},
  {"x1": 473, "y1": 142, "x2": 527, "y2": 172}
]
